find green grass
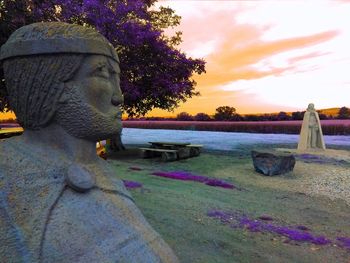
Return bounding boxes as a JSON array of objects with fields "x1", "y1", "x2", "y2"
[{"x1": 107, "y1": 148, "x2": 350, "y2": 263}]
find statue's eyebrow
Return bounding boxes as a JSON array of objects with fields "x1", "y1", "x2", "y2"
[
  {"x1": 107, "y1": 59, "x2": 120, "y2": 74},
  {"x1": 93, "y1": 61, "x2": 108, "y2": 70},
  {"x1": 89, "y1": 59, "x2": 120, "y2": 75},
  {"x1": 87, "y1": 62, "x2": 107, "y2": 75}
]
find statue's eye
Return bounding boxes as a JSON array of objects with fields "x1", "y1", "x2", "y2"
[
  {"x1": 109, "y1": 69, "x2": 117, "y2": 75},
  {"x1": 97, "y1": 65, "x2": 107, "y2": 72},
  {"x1": 94, "y1": 65, "x2": 109, "y2": 78}
]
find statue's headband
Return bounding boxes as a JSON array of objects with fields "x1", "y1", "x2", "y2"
[{"x1": 0, "y1": 22, "x2": 119, "y2": 63}]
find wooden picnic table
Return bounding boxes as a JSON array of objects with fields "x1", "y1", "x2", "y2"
[
  {"x1": 139, "y1": 147, "x2": 178, "y2": 162},
  {"x1": 139, "y1": 141, "x2": 203, "y2": 161}
]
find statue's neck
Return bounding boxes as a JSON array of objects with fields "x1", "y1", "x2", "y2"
[{"x1": 20, "y1": 123, "x2": 99, "y2": 164}]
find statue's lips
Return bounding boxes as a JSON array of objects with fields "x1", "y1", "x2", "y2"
[{"x1": 105, "y1": 105, "x2": 122, "y2": 119}]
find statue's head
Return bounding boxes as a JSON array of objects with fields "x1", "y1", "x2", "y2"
[
  {"x1": 307, "y1": 103, "x2": 315, "y2": 112},
  {"x1": 0, "y1": 22, "x2": 123, "y2": 141}
]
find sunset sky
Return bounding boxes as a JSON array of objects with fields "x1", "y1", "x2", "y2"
[
  {"x1": 149, "y1": 0, "x2": 350, "y2": 117},
  {"x1": 1, "y1": 0, "x2": 349, "y2": 120}
]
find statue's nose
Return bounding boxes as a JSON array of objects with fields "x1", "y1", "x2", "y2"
[{"x1": 111, "y1": 94, "x2": 124, "y2": 106}]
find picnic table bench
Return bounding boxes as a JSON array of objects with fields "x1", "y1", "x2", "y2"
[
  {"x1": 139, "y1": 142, "x2": 203, "y2": 161},
  {"x1": 139, "y1": 147, "x2": 178, "y2": 161},
  {"x1": 185, "y1": 144, "x2": 203, "y2": 157},
  {"x1": 148, "y1": 141, "x2": 190, "y2": 148}
]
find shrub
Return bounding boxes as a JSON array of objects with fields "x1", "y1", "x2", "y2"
[
  {"x1": 338, "y1": 107, "x2": 350, "y2": 119},
  {"x1": 122, "y1": 120, "x2": 350, "y2": 135},
  {"x1": 214, "y1": 106, "x2": 236, "y2": 121},
  {"x1": 176, "y1": 112, "x2": 194, "y2": 121},
  {"x1": 194, "y1": 113, "x2": 212, "y2": 121}
]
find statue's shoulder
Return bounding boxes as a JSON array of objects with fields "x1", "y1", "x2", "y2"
[
  {"x1": 0, "y1": 138, "x2": 43, "y2": 174},
  {"x1": 95, "y1": 158, "x2": 132, "y2": 198},
  {"x1": 0, "y1": 139, "x2": 22, "y2": 174},
  {"x1": 0, "y1": 138, "x2": 67, "y2": 186}
]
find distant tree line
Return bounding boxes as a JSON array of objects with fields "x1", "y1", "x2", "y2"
[
  {"x1": 126, "y1": 106, "x2": 350, "y2": 121},
  {"x1": 3, "y1": 106, "x2": 349, "y2": 123}
]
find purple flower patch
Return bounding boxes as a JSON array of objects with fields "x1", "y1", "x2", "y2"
[
  {"x1": 239, "y1": 217, "x2": 262, "y2": 232},
  {"x1": 152, "y1": 171, "x2": 208, "y2": 182},
  {"x1": 298, "y1": 154, "x2": 326, "y2": 164},
  {"x1": 258, "y1": 215, "x2": 274, "y2": 221},
  {"x1": 122, "y1": 180, "x2": 143, "y2": 189},
  {"x1": 336, "y1": 237, "x2": 350, "y2": 250},
  {"x1": 207, "y1": 209, "x2": 333, "y2": 247},
  {"x1": 260, "y1": 224, "x2": 330, "y2": 245},
  {"x1": 299, "y1": 154, "x2": 322, "y2": 160},
  {"x1": 129, "y1": 166, "x2": 143, "y2": 171},
  {"x1": 296, "y1": 225, "x2": 310, "y2": 231},
  {"x1": 297, "y1": 154, "x2": 348, "y2": 166},
  {"x1": 151, "y1": 171, "x2": 236, "y2": 190},
  {"x1": 205, "y1": 179, "x2": 235, "y2": 189},
  {"x1": 207, "y1": 210, "x2": 239, "y2": 224}
]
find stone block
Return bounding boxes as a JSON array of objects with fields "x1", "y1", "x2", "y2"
[{"x1": 251, "y1": 150, "x2": 296, "y2": 176}]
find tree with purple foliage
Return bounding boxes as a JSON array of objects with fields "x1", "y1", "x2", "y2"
[{"x1": 0, "y1": 0, "x2": 206, "y2": 118}]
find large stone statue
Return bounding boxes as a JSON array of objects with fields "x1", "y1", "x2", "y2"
[
  {"x1": 297, "y1": 103, "x2": 326, "y2": 151},
  {"x1": 0, "y1": 22, "x2": 178, "y2": 263}
]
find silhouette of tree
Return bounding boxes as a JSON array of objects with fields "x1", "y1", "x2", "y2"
[
  {"x1": 276, "y1": 111, "x2": 290, "y2": 121},
  {"x1": 291, "y1": 111, "x2": 304, "y2": 120},
  {"x1": 244, "y1": 114, "x2": 260, "y2": 121},
  {"x1": 214, "y1": 106, "x2": 236, "y2": 121},
  {"x1": 176, "y1": 112, "x2": 193, "y2": 121},
  {"x1": 0, "y1": 0, "x2": 206, "y2": 116},
  {"x1": 194, "y1": 113, "x2": 211, "y2": 121},
  {"x1": 338, "y1": 107, "x2": 350, "y2": 119},
  {"x1": 0, "y1": 0, "x2": 206, "y2": 151}
]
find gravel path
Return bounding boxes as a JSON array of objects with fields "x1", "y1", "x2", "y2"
[
  {"x1": 277, "y1": 149, "x2": 350, "y2": 206},
  {"x1": 292, "y1": 162, "x2": 350, "y2": 206}
]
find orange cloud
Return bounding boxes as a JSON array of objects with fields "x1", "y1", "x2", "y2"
[
  {"x1": 170, "y1": 6, "x2": 338, "y2": 92},
  {"x1": 147, "y1": 4, "x2": 340, "y2": 117},
  {"x1": 287, "y1": 51, "x2": 330, "y2": 64},
  {"x1": 195, "y1": 29, "x2": 338, "y2": 88}
]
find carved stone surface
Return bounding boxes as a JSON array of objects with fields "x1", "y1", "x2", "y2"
[
  {"x1": 297, "y1": 103, "x2": 326, "y2": 151},
  {"x1": 0, "y1": 22, "x2": 178, "y2": 262},
  {"x1": 251, "y1": 150, "x2": 296, "y2": 176}
]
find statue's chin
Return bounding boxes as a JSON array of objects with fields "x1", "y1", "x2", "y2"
[
  {"x1": 92, "y1": 129, "x2": 122, "y2": 142},
  {"x1": 55, "y1": 101, "x2": 123, "y2": 142},
  {"x1": 55, "y1": 115, "x2": 121, "y2": 141},
  {"x1": 66, "y1": 125, "x2": 122, "y2": 142}
]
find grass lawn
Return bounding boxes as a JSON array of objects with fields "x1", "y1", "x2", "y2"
[{"x1": 107, "y1": 145, "x2": 350, "y2": 263}]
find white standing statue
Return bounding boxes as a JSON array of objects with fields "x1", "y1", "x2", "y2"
[{"x1": 297, "y1": 103, "x2": 326, "y2": 151}]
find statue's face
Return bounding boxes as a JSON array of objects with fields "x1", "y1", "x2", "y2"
[
  {"x1": 55, "y1": 54, "x2": 123, "y2": 141},
  {"x1": 307, "y1": 103, "x2": 315, "y2": 111}
]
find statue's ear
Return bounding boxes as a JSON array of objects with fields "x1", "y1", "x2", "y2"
[
  {"x1": 58, "y1": 93, "x2": 69, "y2": 104},
  {"x1": 58, "y1": 83, "x2": 70, "y2": 104}
]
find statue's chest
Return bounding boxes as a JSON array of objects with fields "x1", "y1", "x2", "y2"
[{"x1": 41, "y1": 188, "x2": 160, "y2": 263}]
